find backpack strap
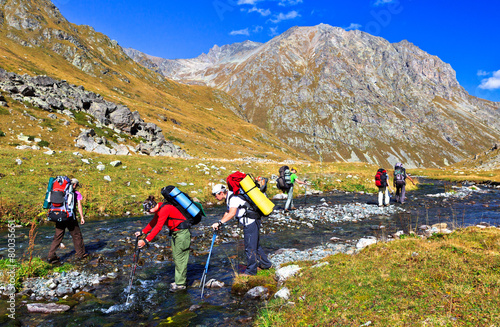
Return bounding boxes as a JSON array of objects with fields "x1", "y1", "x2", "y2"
[{"x1": 158, "y1": 203, "x2": 190, "y2": 235}]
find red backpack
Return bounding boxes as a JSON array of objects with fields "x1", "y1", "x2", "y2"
[
  {"x1": 226, "y1": 171, "x2": 246, "y2": 195},
  {"x1": 46, "y1": 176, "x2": 75, "y2": 222},
  {"x1": 375, "y1": 168, "x2": 388, "y2": 187}
]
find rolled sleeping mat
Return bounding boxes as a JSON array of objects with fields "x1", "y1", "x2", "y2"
[
  {"x1": 169, "y1": 186, "x2": 201, "y2": 218},
  {"x1": 240, "y1": 175, "x2": 275, "y2": 216}
]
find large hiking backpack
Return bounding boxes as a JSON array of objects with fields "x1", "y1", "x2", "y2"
[
  {"x1": 276, "y1": 165, "x2": 293, "y2": 191},
  {"x1": 45, "y1": 176, "x2": 75, "y2": 222},
  {"x1": 374, "y1": 169, "x2": 388, "y2": 188},
  {"x1": 394, "y1": 168, "x2": 406, "y2": 187},
  {"x1": 161, "y1": 185, "x2": 205, "y2": 228},
  {"x1": 226, "y1": 171, "x2": 268, "y2": 217}
]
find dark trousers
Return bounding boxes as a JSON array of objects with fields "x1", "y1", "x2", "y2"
[
  {"x1": 243, "y1": 219, "x2": 271, "y2": 275},
  {"x1": 48, "y1": 218, "x2": 85, "y2": 259},
  {"x1": 395, "y1": 183, "x2": 406, "y2": 203}
]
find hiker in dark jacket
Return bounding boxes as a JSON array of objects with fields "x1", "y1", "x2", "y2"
[
  {"x1": 393, "y1": 163, "x2": 415, "y2": 204},
  {"x1": 210, "y1": 183, "x2": 272, "y2": 276},
  {"x1": 47, "y1": 178, "x2": 88, "y2": 263},
  {"x1": 285, "y1": 167, "x2": 306, "y2": 212},
  {"x1": 135, "y1": 195, "x2": 191, "y2": 292},
  {"x1": 256, "y1": 176, "x2": 269, "y2": 197}
]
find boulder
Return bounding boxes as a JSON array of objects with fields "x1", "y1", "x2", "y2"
[
  {"x1": 275, "y1": 265, "x2": 301, "y2": 284},
  {"x1": 356, "y1": 237, "x2": 377, "y2": 249},
  {"x1": 30, "y1": 75, "x2": 57, "y2": 87},
  {"x1": 274, "y1": 287, "x2": 290, "y2": 300},
  {"x1": 244, "y1": 286, "x2": 269, "y2": 300},
  {"x1": 88, "y1": 101, "x2": 109, "y2": 125},
  {"x1": 18, "y1": 85, "x2": 35, "y2": 96},
  {"x1": 109, "y1": 107, "x2": 134, "y2": 133}
]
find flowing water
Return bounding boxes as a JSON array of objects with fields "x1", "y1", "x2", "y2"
[{"x1": 1, "y1": 179, "x2": 499, "y2": 326}]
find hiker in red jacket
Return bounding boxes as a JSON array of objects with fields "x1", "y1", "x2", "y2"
[{"x1": 135, "y1": 196, "x2": 191, "y2": 292}]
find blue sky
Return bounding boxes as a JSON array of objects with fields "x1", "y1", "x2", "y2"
[{"x1": 54, "y1": 0, "x2": 500, "y2": 102}]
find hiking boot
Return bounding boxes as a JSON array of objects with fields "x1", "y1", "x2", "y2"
[
  {"x1": 75, "y1": 253, "x2": 89, "y2": 261},
  {"x1": 169, "y1": 283, "x2": 187, "y2": 292},
  {"x1": 259, "y1": 264, "x2": 272, "y2": 270},
  {"x1": 47, "y1": 256, "x2": 60, "y2": 264}
]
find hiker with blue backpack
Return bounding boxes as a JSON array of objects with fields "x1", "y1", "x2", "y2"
[
  {"x1": 46, "y1": 177, "x2": 88, "y2": 263},
  {"x1": 135, "y1": 186, "x2": 205, "y2": 292},
  {"x1": 393, "y1": 163, "x2": 415, "y2": 204},
  {"x1": 211, "y1": 175, "x2": 272, "y2": 276}
]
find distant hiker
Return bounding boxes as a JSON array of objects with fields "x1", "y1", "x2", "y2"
[
  {"x1": 393, "y1": 163, "x2": 415, "y2": 204},
  {"x1": 375, "y1": 168, "x2": 393, "y2": 207},
  {"x1": 211, "y1": 183, "x2": 272, "y2": 276},
  {"x1": 284, "y1": 167, "x2": 306, "y2": 212},
  {"x1": 256, "y1": 176, "x2": 269, "y2": 196},
  {"x1": 47, "y1": 177, "x2": 88, "y2": 263},
  {"x1": 135, "y1": 186, "x2": 204, "y2": 292}
]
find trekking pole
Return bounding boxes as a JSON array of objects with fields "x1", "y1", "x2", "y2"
[
  {"x1": 126, "y1": 236, "x2": 141, "y2": 305},
  {"x1": 304, "y1": 179, "x2": 308, "y2": 207},
  {"x1": 200, "y1": 230, "x2": 217, "y2": 299}
]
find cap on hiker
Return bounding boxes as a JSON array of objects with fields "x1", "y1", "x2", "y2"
[
  {"x1": 395, "y1": 163, "x2": 402, "y2": 168},
  {"x1": 71, "y1": 178, "x2": 79, "y2": 186},
  {"x1": 212, "y1": 184, "x2": 226, "y2": 196},
  {"x1": 291, "y1": 167, "x2": 298, "y2": 172}
]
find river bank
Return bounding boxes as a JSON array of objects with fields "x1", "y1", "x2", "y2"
[{"x1": 1, "y1": 179, "x2": 499, "y2": 325}]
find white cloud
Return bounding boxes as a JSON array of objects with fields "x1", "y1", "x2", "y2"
[
  {"x1": 278, "y1": 0, "x2": 303, "y2": 6},
  {"x1": 269, "y1": 10, "x2": 300, "y2": 23},
  {"x1": 253, "y1": 25, "x2": 264, "y2": 33},
  {"x1": 479, "y1": 70, "x2": 500, "y2": 90},
  {"x1": 248, "y1": 6, "x2": 271, "y2": 16},
  {"x1": 477, "y1": 70, "x2": 490, "y2": 76},
  {"x1": 269, "y1": 26, "x2": 279, "y2": 36},
  {"x1": 345, "y1": 23, "x2": 362, "y2": 31},
  {"x1": 229, "y1": 28, "x2": 250, "y2": 36},
  {"x1": 237, "y1": 0, "x2": 261, "y2": 5},
  {"x1": 374, "y1": 0, "x2": 396, "y2": 5}
]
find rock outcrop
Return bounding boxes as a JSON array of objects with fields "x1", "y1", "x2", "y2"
[{"x1": 0, "y1": 68, "x2": 188, "y2": 157}]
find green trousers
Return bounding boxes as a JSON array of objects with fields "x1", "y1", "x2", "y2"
[{"x1": 171, "y1": 228, "x2": 191, "y2": 286}]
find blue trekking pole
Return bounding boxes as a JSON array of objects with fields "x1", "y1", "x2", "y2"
[{"x1": 200, "y1": 231, "x2": 217, "y2": 298}]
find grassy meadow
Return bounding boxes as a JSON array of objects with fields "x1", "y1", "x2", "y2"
[
  {"x1": 248, "y1": 227, "x2": 500, "y2": 326},
  {"x1": 0, "y1": 147, "x2": 421, "y2": 226},
  {"x1": 2, "y1": 145, "x2": 499, "y2": 227}
]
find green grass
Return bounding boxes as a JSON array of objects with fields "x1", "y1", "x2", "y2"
[
  {"x1": 254, "y1": 227, "x2": 500, "y2": 326},
  {"x1": 0, "y1": 258, "x2": 73, "y2": 291}
]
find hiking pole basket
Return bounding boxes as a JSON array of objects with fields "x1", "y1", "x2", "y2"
[
  {"x1": 200, "y1": 230, "x2": 217, "y2": 298},
  {"x1": 126, "y1": 235, "x2": 141, "y2": 305}
]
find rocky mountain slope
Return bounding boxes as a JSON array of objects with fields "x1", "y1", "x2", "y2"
[
  {"x1": 455, "y1": 142, "x2": 500, "y2": 171},
  {"x1": 127, "y1": 24, "x2": 500, "y2": 168},
  {"x1": 0, "y1": 0, "x2": 304, "y2": 161}
]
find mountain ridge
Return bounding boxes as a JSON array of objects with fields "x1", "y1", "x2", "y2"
[
  {"x1": 0, "y1": 0, "x2": 306, "y2": 161},
  {"x1": 126, "y1": 24, "x2": 500, "y2": 168}
]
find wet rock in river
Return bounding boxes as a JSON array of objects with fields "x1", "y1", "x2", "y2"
[
  {"x1": 27, "y1": 303, "x2": 71, "y2": 313},
  {"x1": 204, "y1": 278, "x2": 224, "y2": 288}
]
